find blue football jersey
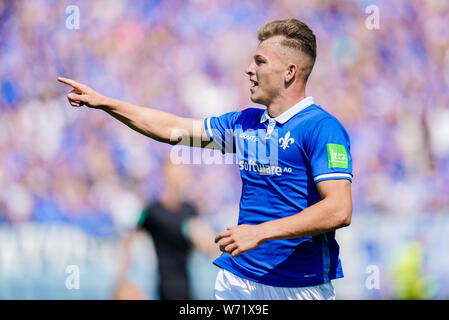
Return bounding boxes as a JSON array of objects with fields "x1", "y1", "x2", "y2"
[{"x1": 204, "y1": 97, "x2": 353, "y2": 287}]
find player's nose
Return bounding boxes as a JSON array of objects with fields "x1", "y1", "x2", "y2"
[{"x1": 245, "y1": 62, "x2": 255, "y2": 76}]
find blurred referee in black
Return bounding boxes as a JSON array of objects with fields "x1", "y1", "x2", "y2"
[{"x1": 115, "y1": 158, "x2": 218, "y2": 300}]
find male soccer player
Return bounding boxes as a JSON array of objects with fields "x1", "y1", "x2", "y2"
[{"x1": 58, "y1": 18, "x2": 353, "y2": 300}]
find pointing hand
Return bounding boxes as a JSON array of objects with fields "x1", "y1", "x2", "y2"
[{"x1": 57, "y1": 77, "x2": 106, "y2": 108}]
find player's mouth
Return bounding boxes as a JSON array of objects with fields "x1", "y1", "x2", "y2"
[{"x1": 250, "y1": 79, "x2": 259, "y2": 92}]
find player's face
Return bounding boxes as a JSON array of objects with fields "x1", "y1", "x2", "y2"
[
  {"x1": 245, "y1": 36, "x2": 288, "y2": 106},
  {"x1": 163, "y1": 162, "x2": 190, "y2": 190}
]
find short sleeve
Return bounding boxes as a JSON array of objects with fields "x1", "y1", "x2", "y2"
[
  {"x1": 180, "y1": 203, "x2": 199, "y2": 241},
  {"x1": 204, "y1": 110, "x2": 243, "y2": 154},
  {"x1": 136, "y1": 207, "x2": 148, "y2": 229},
  {"x1": 306, "y1": 117, "x2": 353, "y2": 183}
]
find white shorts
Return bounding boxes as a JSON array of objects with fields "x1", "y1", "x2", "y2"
[{"x1": 214, "y1": 268, "x2": 336, "y2": 300}]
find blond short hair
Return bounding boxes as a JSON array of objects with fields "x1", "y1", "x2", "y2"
[{"x1": 257, "y1": 19, "x2": 316, "y2": 82}]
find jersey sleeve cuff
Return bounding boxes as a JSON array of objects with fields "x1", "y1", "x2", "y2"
[
  {"x1": 204, "y1": 117, "x2": 214, "y2": 141},
  {"x1": 314, "y1": 173, "x2": 353, "y2": 183},
  {"x1": 204, "y1": 117, "x2": 226, "y2": 153}
]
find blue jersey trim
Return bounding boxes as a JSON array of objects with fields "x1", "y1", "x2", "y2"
[
  {"x1": 204, "y1": 118, "x2": 213, "y2": 141},
  {"x1": 204, "y1": 117, "x2": 226, "y2": 154},
  {"x1": 314, "y1": 173, "x2": 353, "y2": 183},
  {"x1": 322, "y1": 234, "x2": 330, "y2": 283},
  {"x1": 213, "y1": 257, "x2": 343, "y2": 288}
]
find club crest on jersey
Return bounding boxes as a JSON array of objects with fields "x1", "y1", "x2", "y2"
[{"x1": 279, "y1": 131, "x2": 294, "y2": 150}]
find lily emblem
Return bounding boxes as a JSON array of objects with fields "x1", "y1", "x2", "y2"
[{"x1": 279, "y1": 131, "x2": 294, "y2": 150}]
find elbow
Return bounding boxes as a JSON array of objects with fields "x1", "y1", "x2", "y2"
[
  {"x1": 167, "y1": 125, "x2": 191, "y2": 146},
  {"x1": 337, "y1": 207, "x2": 352, "y2": 228},
  {"x1": 340, "y1": 214, "x2": 351, "y2": 228}
]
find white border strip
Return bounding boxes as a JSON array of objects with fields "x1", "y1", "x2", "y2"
[
  {"x1": 205, "y1": 117, "x2": 224, "y2": 152},
  {"x1": 314, "y1": 173, "x2": 353, "y2": 182},
  {"x1": 205, "y1": 118, "x2": 214, "y2": 139}
]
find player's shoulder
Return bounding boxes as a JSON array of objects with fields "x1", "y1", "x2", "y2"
[
  {"x1": 300, "y1": 104, "x2": 335, "y2": 122},
  {"x1": 217, "y1": 107, "x2": 265, "y2": 127},
  {"x1": 210, "y1": 107, "x2": 263, "y2": 118},
  {"x1": 182, "y1": 201, "x2": 196, "y2": 211},
  {"x1": 144, "y1": 202, "x2": 162, "y2": 215},
  {"x1": 233, "y1": 107, "x2": 265, "y2": 121},
  {"x1": 300, "y1": 104, "x2": 347, "y2": 131},
  {"x1": 207, "y1": 107, "x2": 264, "y2": 123},
  {"x1": 182, "y1": 201, "x2": 198, "y2": 216}
]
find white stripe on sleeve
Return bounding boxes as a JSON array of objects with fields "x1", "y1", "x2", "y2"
[
  {"x1": 206, "y1": 117, "x2": 214, "y2": 140},
  {"x1": 314, "y1": 173, "x2": 353, "y2": 182}
]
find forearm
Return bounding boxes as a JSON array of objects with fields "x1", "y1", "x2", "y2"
[
  {"x1": 116, "y1": 231, "x2": 135, "y2": 280},
  {"x1": 258, "y1": 197, "x2": 351, "y2": 242},
  {"x1": 215, "y1": 179, "x2": 352, "y2": 258},
  {"x1": 58, "y1": 78, "x2": 209, "y2": 147},
  {"x1": 100, "y1": 96, "x2": 186, "y2": 145}
]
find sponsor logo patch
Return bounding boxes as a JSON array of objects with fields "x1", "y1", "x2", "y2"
[{"x1": 327, "y1": 144, "x2": 348, "y2": 168}]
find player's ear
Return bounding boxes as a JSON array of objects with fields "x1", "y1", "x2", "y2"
[{"x1": 285, "y1": 64, "x2": 297, "y2": 84}]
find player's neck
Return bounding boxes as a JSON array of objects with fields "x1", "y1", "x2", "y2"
[
  {"x1": 161, "y1": 188, "x2": 183, "y2": 211},
  {"x1": 266, "y1": 92, "x2": 306, "y2": 118}
]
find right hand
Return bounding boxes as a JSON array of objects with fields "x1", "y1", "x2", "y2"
[{"x1": 57, "y1": 77, "x2": 107, "y2": 108}]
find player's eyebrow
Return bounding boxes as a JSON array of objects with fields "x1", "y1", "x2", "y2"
[{"x1": 253, "y1": 54, "x2": 267, "y2": 62}]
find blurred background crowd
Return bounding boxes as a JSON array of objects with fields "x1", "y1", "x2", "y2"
[{"x1": 0, "y1": 0, "x2": 448, "y2": 299}]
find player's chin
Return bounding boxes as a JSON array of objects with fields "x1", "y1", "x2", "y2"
[
  {"x1": 249, "y1": 91, "x2": 261, "y2": 102},
  {"x1": 250, "y1": 93, "x2": 267, "y2": 105}
]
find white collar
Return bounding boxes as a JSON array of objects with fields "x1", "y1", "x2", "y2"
[{"x1": 260, "y1": 97, "x2": 314, "y2": 124}]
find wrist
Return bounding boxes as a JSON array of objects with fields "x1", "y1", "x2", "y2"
[
  {"x1": 98, "y1": 95, "x2": 113, "y2": 110},
  {"x1": 257, "y1": 222, "x2": 274, "y2": 244}
]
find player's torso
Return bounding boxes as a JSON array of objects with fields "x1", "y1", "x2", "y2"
[
  {"x1": 232, "y1": 107, "x2": 321, "y2": 224},
  {"x1": 212, "y1": 104, "x2": 346, "y2": 287}
]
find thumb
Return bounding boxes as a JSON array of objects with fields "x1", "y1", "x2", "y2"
[{"x1": 68, "y1": 92, "x2": 88, "y2": 102}]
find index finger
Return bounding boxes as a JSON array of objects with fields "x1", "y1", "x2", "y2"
[
  {"x1": 215, "y1": 229, "x2": 232, "y2": 243},
  {"x1": 57, "y1": 77, "x2": 84, "y2": 90}
]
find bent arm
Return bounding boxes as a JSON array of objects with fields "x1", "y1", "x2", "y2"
[
  {"x1": 258, "y1": 179, "x2": 352, "y2": 241},
  {"x1": 116, "y1": 229, "x2": 141, "y2": 282},
  {"x1": 186, "y1": 217, "x2": 221, "y2": 259},
  {"x1": 215, "y1": 179, "x2": 352, "y2": 258}
]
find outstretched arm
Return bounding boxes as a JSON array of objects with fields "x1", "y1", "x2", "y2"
[
  {"x1": 57, "y1": 77, "x2": 215, "y2": 148},
  {"x1": 186, "y1": 217, "x2": 222, "y2": 259},
  {"x1": 215, "y1": 179, "x2": 352, "y2": 258}
]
